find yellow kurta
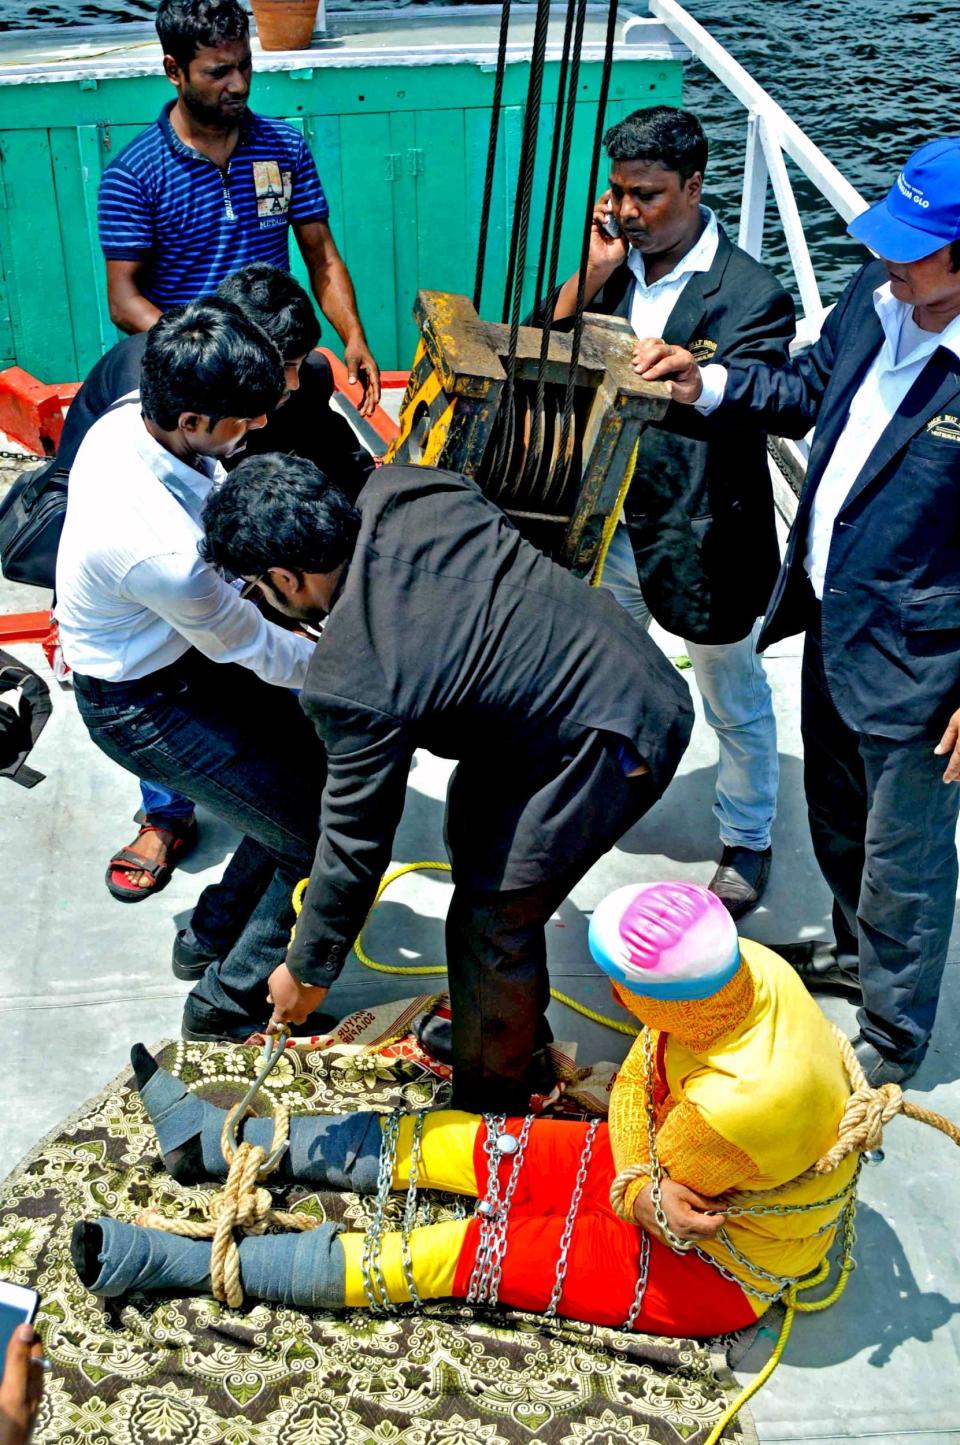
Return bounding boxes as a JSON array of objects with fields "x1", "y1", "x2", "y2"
[{"x1": 608, "y1": 938, "x2": 857, "y2": 1312}]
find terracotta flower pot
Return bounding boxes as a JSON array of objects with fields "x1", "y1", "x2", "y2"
[{"x1": 250, "y1": 0, "x2": 320, "y2": 50}]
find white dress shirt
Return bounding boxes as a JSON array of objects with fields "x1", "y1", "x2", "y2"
[
  {"x1": 694, "y1": 284, "x2": 960, "y2": 599},
  {"x1": 626, "y1": 206, "x2": 719, "y2": 340},
  {"x1": 55, "y1": 400, "x2": 314, "y2": 686}
]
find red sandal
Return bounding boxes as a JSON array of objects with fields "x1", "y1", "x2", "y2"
[{"x1": 104, "y1": 817, "x2": 198, "y2": 903}]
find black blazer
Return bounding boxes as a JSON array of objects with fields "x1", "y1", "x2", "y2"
[
  {"x1": 722, "y1": 259, "x2": 960, "y2": 740},
  {"x1": 287, "y1": 465, "x2": 694, "y2": 985},
  {"x1": 542, "y1": 225, "x2": 796, "y2": 643}
]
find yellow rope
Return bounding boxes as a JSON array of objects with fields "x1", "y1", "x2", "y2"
[
  {"x1": 703, "y1": 1295, "x2": 798, "y2": 1445},
  {"x1": 292, "y1": 861, "x2": 639, "y2": 1038},
  {"x1": 589, "y1": 438, "x2": 640, "y2": 588}
]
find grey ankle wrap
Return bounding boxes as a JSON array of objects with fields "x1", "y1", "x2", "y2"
[
  {"x1": 239, "y1": 1224, "x2": 346, "y2": 1309},
  {"x1": 85, "y1": 1219, "x2": 347, "y2": 1310},
  {"x1": 138, "y1": 1066, "x2": 229, "y2": 1178},
  {"x1": 139, "y1": 1067, "x2": 383, "y2": 1192},
  {"x1": 284, "y1": 1111, "x2": 383, "y2": 1192},
  {"x1": 86, "y1": 1219, "x2": 213, "y2": 1297}
]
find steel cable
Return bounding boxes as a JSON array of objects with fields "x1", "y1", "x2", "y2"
[
  {"x1": 524, "y1": 0, "x2": 586, "y2": 491},
  {"x1": 490, "y1": 0, "x2": 552, "y2": 487},
  {"x1": 557, "y1": 0, "x2": 620, "y2": 488},
  {"x1": 472, "y1": 0, "x2": 513, "y2": 315}
]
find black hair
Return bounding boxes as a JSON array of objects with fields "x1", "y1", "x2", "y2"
[
  {"x1": 201, "y1": 453, "x2": 361, "y2": 577},
  {"x1": 950, "y1": 239, "x2": 960, "y2": 272},
  {"x1": 140, "y1": 297, "x2": 284, "y2": 431},
  {"x1": 603, "y1": 105, "x2": 708, "y2": 184},
  {"x1": 155, "y1": 0, "x2": 249, "y2": 69},
  {"x1": 216, "y1": 263, "x2": 321, "y2": 361}
]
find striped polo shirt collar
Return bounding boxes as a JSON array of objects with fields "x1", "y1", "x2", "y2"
[{"x1": 158, "y1": 99, "x2": 253, "y2": 166}]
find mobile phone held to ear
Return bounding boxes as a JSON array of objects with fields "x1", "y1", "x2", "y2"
[
  {"x1": 601, "y1": 207, "x2": 621, "y2": 239},
  {"x1": 0, "y1": 1281, "x2": 39, "y2": 1380}
]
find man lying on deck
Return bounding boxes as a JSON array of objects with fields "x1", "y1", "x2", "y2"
[
  {"x1": 71, "y1": 882, "x2": 857, "y2": 1338},
  {"x1": 199, "y1": 454, "x2": 694, "y2": 1110}
]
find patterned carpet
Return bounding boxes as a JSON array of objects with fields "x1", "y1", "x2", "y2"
[{"x1": 0, "y1": 1032, "x2": 757, "y2": 1444}]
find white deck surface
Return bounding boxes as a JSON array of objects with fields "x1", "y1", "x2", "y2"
[{"x1": 1, "y1": 492, "x2": 959, "y2": 1443}]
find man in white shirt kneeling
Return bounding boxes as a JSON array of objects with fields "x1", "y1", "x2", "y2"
[{"x1": 56, "y1": 297, "x2": 330, "y2": 1043}]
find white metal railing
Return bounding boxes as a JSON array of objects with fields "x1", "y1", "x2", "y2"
[{"x1": 637, "y1": 0, "x2": 867, "y2": 347}]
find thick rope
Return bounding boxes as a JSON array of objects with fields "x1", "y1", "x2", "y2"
[
  {"x1": 612, "y1": 1020, "x2": 960, "y2": 1219},
  {"x1": 137, "y1": 1100, "x2": 321, "y2": 1309}
]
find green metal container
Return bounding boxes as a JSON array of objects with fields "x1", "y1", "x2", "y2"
[{"x1": 0, "y1": 7, "x2": 684, "y2": 382}]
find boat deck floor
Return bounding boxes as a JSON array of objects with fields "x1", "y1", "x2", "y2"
[{"x1": 2, "y1": 518, "x2": 958, "y2": 1444}]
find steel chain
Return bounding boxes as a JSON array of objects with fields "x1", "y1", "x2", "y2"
[
  {"x1": 544, "y1": 1118, "x2": 600, "y2": 1318},
  {"x1": 399, "y1": 1111, "x2": 426, "y2": 1308},
  {"x1": 622, "y1": 1229, "x2": 651, "y2": 1331},
  {"x1": 467, "y1": 1114, "x2": 533, "y2": 1307},
  {"x1": 641, "y1": 1028, "x2": 694, "y2": 1253},
  {"x1": 361, "y1": 1110, "x2": 402, "y2": 1313},
  {"x1": 636, "y1": 1026, "x2": 860, "y2": 1305},
  {"x1": 465, "y1": 1113, "x2": 506, "y2": 1305},
  {"x1": 485, "y1": 1114, "x2": 534, "y2": 1307}
]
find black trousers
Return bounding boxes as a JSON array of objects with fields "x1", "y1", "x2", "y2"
[
  {"x1": 445, "y1": 730, "x2": 656, "y2": 1112},
  {"x1": 801, "y1": 622, "x2": 960, "y2": 1065}
]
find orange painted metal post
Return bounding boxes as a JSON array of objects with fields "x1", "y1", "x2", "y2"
[
  {"x1": 317, "y1": 348, "x2": 402, "y2": 448},
  {"x1": 0, "y1": 368, "x2": 79, "y2": 455},
  {"x1": 0, "y1": 611, "x2": 55, "y2": 644}
]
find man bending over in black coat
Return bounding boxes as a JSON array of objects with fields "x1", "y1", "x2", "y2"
[{"x1": 200, "y1": 455, "x2": 694, "y2": 1111}]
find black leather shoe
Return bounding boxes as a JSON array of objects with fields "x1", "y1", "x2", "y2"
[
  {"x1": 417, "y1": 1011, "x2": 453, "y2": 1063},
  {"x1": 773, "y1": 941, "x2": 862, "y2": 999},
  {"x1": 171, "y1": 929, "x2": 220, "y2": 981},
  {"x1": 181, "y1": 997, "x2": 339, "y2": 1043},
  {"x1": 708, "y1": 846, "x2": 772, "y2": 920},
  {"x1": 852, "y1": 1033, "x2": 918, "y2": 1087}
]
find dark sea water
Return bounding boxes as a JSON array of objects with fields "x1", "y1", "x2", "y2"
[{"x1": 1, "y1": 0, "x2": 957, "y2": 305}]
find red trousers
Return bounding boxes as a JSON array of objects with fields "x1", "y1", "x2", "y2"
[{"x1": 452, "y1": 1119, "x2": 756, "y2": 1337}]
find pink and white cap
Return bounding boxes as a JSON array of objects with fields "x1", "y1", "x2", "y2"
[{"x1": 588, "y1": 881, "x2": 740, "y2": 1000}]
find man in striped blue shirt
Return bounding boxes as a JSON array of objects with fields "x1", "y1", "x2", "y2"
[{"x1": 98, "y1": 0, "x2": 380, "y2": 416}]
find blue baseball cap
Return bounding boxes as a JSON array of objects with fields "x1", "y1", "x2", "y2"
[{"x1": 847, "y1": 137, "x2": 960, "y2": 263}]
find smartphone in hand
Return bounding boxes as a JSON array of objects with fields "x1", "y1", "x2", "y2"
[
  {"x1": 0, "y1": 1282, "x2": 39, "y2": 1381},
  {"x1": 601, "y1": 207, "x2": 621, "y2": 239}
]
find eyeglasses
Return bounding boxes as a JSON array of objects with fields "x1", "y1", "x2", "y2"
[{"x1": 239, "y1": 574, "x2": 267, "y2": 601}]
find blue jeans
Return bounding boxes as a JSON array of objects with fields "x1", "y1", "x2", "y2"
[
  {"x1": 139, "y1": 779, "x2": 195, "y2": 824},
  {"x1": 73, "y1": 650, "x2": 325, "y2": 1029},
  {"x1": 600, "y1": 525, "x2": 778, "y2": 851},
  {"x1": 802, "y1": 620, "x2": 960, "y2": 1065}
]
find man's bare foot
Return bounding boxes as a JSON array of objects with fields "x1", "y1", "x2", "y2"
[
  {"x1": 105, "y1": 817, "x2": 198, "y2": 901},
  {"x1": 0, "y1": 1325, "x2": 44, "y2": 1445}
]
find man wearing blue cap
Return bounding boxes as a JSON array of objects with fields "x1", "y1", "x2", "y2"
[{"x1": 630, "y1": 137, "x2": 960, "y2": 1088}]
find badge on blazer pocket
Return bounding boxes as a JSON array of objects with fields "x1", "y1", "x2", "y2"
[
  {"x1": 689, "y1": 338, "x2": 718, "y2": 362},
  {"x1": 925, "y1": 413, "x2": 960, "y2": 442}
]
